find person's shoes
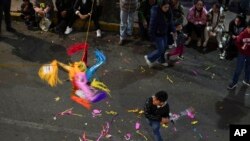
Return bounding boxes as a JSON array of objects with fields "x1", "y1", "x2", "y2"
[
  {"x1": 202, "y1": 41, "x2": 208, "y2": 47},
  {"x1": 177, "y1": 56, "x2": 184, "y2": 60},
  {"x1": 218, "y1": 42, "x2": 223, "y2": 48},
  {"x1": 219, "y1": 53, "x2": 225, "y2": 60},
  {"x1": 242, "y1": 80, "x2": 250, "y2": 86},
  {"x1": 6, "y1": 27, "x2": 16, "y2": 32},
  {"x1": 119, "y1": 39, "x2": 124, "y2": 46},
  {"x1": 227, "y1": 83, "x2": 237, "y2": 90},
  {"x1": 197, "y1": 39, "x2": 202, "y2": 47},
  {"x1": 96, "y1": 29, "x2": 102, "y2": 38},
  {"x1": 64, "y1": 26, "x2": 73, "y2": 35},
  {"x1": 185, "y1": 37, "x2": 191, "y2": 45},
  {"x1": 157, "y1": 61, "x2": 168, "y2": 67},
  {"x1": 144, "y1": 55, "x2": 154, "y2": 68}
]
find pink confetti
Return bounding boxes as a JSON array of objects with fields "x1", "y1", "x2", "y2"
[
  {"x1": 135, "y1": 122, "x2": 140, "y2": 130},
  {"x1": 192, "y1": 70, "x2": 198, "y2": 76},
  {"x1": 124, "y1": 133, "x2": 131, "y2": 140},
  {"x1": 92, "y1": 109, "x2": 102, "y2": 117},
  {"x1": 54, "y1": 108, "x2": 82, "y2": 120}
]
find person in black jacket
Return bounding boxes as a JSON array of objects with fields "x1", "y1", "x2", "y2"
[
  {"x1": 74, "y1": 0, "x2": 102, "y2": 37},
  {"x1": 0, "y1": 0, "x2": 16, "y2": 33},
  {"x1": 55, "y1": 0, "x2": 76, "y2": 35},
  {"x1": 144, "y1": 91, "x2": 170, "y2": 141},
  {"x1": 144, "y1": 0, "x2": 176, "y2": 68}
]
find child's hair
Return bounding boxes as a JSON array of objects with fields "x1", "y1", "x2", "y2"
[
  {"x1": 155, "y1": 91, "x2": 168, "y2": 102},
  {"x1": 159, "y1": 0, "x2": 171, "y2": 7},
  {"x1": 212, "y1": 2, "x2": 221, "y2": 9},
  {"x1": 175, "y1": 21, "x2": 182, "y2": 27},
  {"x1": 194, "y1": 0, "x2": 204, "y2": 5}
]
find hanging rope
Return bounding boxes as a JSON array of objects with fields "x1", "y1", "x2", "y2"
[{"x1": 81, "y1": 0, "x2": 96, "y2": 62}]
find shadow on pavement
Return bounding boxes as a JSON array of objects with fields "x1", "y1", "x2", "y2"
[
  {"x1": 1, "y1": 32, "x2": 70, "y2": 64},
  {"x1": 215, "y1": 85, "x2": 249, "y2": 129}
]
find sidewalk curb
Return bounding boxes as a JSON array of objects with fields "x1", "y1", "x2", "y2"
[{"x1": 11, "y1": 12, "x2": 139, "y2": 32}]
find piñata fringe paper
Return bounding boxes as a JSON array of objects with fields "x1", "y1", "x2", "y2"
[
  {"x1": 38, "y1": 60, "x2": 61, "y2": 87},
  {"x1": 71, "y1": 95, "x2": 91, "y2": 110},
  {"x1": 91, "y1": 79, "x2": 111, "y2": 95}
]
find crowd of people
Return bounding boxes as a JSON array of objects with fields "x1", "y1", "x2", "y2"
[{"x1": 1, "y1": 1, "x2": 250, "y2": 141}]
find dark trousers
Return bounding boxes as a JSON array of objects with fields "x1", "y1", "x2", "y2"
[
  {"x1": 56, "y1": 10, "x2": 76, "y2": 33},
  {"x1": 186, "y1": 22, "x2": 205, "y2": 39},
  {"x1": 231, "y1": 54, "x2": 250, "y2": 85},
  {"x1": 0, "y1": 0, "x2": 12, "y2": 31},
  {"x1": 80, "y1": 6, "x2": 102, "y2": 30}
]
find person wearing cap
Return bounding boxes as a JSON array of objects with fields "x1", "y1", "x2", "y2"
[
  {"x1": 144, "y1": 90, "x2": 170, "y2": 141},
  {"x1": 228, "y1": 20, "x2": 250, "y2": 89},
  {"x1": 0, "y1": 0, "x2": 16, "y2": 33}
]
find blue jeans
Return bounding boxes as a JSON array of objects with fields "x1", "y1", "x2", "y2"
[
  {"x1": 120, "y1": 10, "x2": 135, "y2": 40},
  {"x1": 232, "y1": 54, "x2": 250, "y2": 85},
  {"x1": 147, "y1": 36, "x2": 168, "y2": 63},
  {"x1": 147, "y1": 119, "x2": 163, "y2": 141}
]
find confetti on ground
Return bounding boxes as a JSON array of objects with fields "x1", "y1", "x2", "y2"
[
  {"x1": 124, "y1": 69, "x2": 134, "y2": 72},
  {"x1": 191, "y1": 121, "x2": 198, "y2": 125},
  {"x1": 54, "y1": 97, "x2": 60, "y2": 102},
  {"x1": 211, "y1": 73, "x2": 215, "y2": 79},
  {"x1": 92, "y1": 109, "x2": 102, "y2": 117},
  {"x1": 105, "y1": 111, "x2": 118, "y2": 115},
  {"x1": 128, "y1": 109, "x2": 139, "y2": 113},
  {"x1": 192, "y1": 70, "x2": 198, "y2": 76},
  {"x1": 136, "y1": 130, "x2": 148, "y2": 141},
  {"x1": 162, "y1": 124, "x2": 168, "y2": 128},
  {"x1": 166, "y1": 75, "x2": 173, "y2": 83},
  {"x1": 140, "y1": 66, "x2": 146, "y2": 73},
  {"x1": 124, "y1": 133, "x2": 131, "y2": 140},
  {"x1": 53, "y1": 108, "x2": 82, "y2": 120},
  {"x1": 135, "y1": 122, "x2": 140, "y2": 130},
  {"x1": 138, "y1": 110, "x2": 144, "y2": 114}
]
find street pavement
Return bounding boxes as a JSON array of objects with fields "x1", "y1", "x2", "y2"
[{"x1": 1, "y1": 2, "x2": 250, "y2": 141}]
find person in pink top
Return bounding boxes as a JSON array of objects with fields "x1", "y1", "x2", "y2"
[
  {"x1": 185, "y1": 0, "x2": 207, "y2": 47},
  {"x1": 228, "y1": 20, "x2": 250, "y2": 89}
]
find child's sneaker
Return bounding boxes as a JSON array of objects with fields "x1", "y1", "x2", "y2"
[
  {"x1": 242, "y1": 80, "x2": 250, "y2": 86},
  {"x1": 64, "y1": 26, "x2": 73, "y2": 35},
  {"x1": 177, "y1": 56, "x2": 184, "y2": 60},
  {"x1": 227, "y1": 83, "x2": 237, "y2": 90}
]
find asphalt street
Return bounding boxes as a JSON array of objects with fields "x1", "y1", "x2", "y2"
[{"x1": 1, "y1": 1, "x2": 250, "y2": 141}]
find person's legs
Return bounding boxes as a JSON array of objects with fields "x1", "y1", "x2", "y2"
[
  {"x1": 150, "y1": 120, "x2": 163, "y2": 141},
  {"x1": 184, "y1": 22, "x2": 194, "y2": 45},
  {"x1": 3, "y1": 0, "x2": 12, "y2": 29},
  {"x1": 158, "y1": 36, "x2": 168, "y2": 63},
  {"x1": 120, "y1": 10, "x2": 128, "y2": 41},
  {"x1": 127, "y1": 11, "x2": 135, "y2": 36},
  {"x1": 147, "y1": 37, "x2": 167, "y2": 63},
  {"x1": 0, "y1": 2, "x2": 3, "y2": 32},
  {"x1": 244, "y1": 56, "x2": 250, "y2": 83},
  {"x1": 203, "y1": 26, "x2": 212, "y2": 47},
  {"x1": 231, "y1": 54, "x2": 245, "y2": 85}
]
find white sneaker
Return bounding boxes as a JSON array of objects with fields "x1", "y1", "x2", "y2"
[
  {"x1": 218, "y1": 42, "x2": 223, "y2": 48},
  {"x1": 197, "y1": 39, "x2": 201, "y2": 47},
  {"x1": 96, "y1": 29, "x2": 102, "y2": 38},
  {"x1": 144, "y1": 55, "x2": 154, "y2": 68},
  {"x1": 64, "y1": 26, "x2": 73, "y2": 35},
  {"x1": 219, "y1": 54, "x2": 225, "y2": 60}
]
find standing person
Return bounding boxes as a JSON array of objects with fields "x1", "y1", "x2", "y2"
[
  {"x1": 228, "y1": 20, "x2": 250, "y2": 90},
  {"x1": 119, "y1": 0, "x2": 138, "y2": 45},
  {"x1": 185, "y1": 0, "x2": 207, "y2": 47},
  {"x1": 55, "y1": 0, "x2": 76, "y2": 35},
  {"x1": 74, "y1": 0, "x2": 102, "y2": 38},
  {"x1": 203, "y1": 3, "x2": 225, "y2": 58},
  {"x1": 21, "y1": 0, "x2": 35, "y2": 29},
  {"x1": 144, "y1": 90, "x2": 170, "y2": 141},
  {"x1": 144, "y1": 0, "x2": 175, "y2": 68},
  {"x1": 0, "y1": 0, "x2": 16, "y2": 33},
  {"x1": 137, "y1": 0, "x2": 157, "y2": 40},
  {"x1": 238, "y1": 0, "x2": 249, "y2": 17},
  {"x1": 166, "y1": 22, "x2": 187, "y2": 61}
]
